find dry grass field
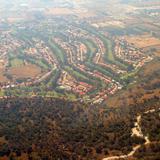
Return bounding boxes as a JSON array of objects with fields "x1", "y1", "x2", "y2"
[
  {"x1": 92, "y1": 20, "x2": 125, "y2": 28},
  {"x1": 107, "y1": 86, "x2": 160, "y2": 108},
  {"x1": 45, "y1": 7, "x2": 95, "y2": 18},
  {"x1": 140, "y1": 61, "x2": 160, "y2": 76},
  {"x1": 124, "y1": 35, "x2": 160, "y2": 48},
  {"x1": 0, "y1": 68, "x2": 8, "y2": 83},
  {"x1": 8, "y1": 64, "x2": 42, "y2": 79},
  {"x1": 45, "y1": 8, "x2": 74, "y2": 15}
]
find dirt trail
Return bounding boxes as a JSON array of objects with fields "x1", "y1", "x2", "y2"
[{"x1": 103, "y1": 108, "x2": 159, "y2": 160}]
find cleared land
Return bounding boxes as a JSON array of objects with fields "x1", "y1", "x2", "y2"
[
  {"x1": 0, "y1": 68, "x2": 8, "y2": 82},
  {"x1": 8, "y1": 64, "x2": 42, "y2": 79},
  {"x1": 45, "y1": 8, "x2": 74, "y2": 15},
  {"x1": 45, "y1": 7, "x2": 95, "y2": 18},
  {"x1": 124, "y1": 35, "x2": 160, "y2": 48},
  {"x1": 92, "y1": 21, "x2": 125, "y2": 28}
]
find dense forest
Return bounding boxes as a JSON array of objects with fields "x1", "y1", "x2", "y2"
[{"x1": 0, "y1": 96, "x2": 159, "y2": 160}]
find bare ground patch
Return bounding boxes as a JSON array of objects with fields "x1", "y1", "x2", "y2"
[
  {"x1": 8, "y1": 64, "x2": 42, "y2": 79},
  {"x1": 124, "y1": 35, "x2": 160, "y2": 48}
]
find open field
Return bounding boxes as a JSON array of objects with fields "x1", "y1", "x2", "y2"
[
  {"x1": 139, "y1": 60, "x2": 160, "y2": 76},
  {"x1": 0, "y1": 69, "x2": 8, "y2": 83},
  {"x1": 124, "y1": 35, "x2": 160, "y2": 48},
  {"x1": 92, "y1": 21, "x2": 125, "y2": 28},
  {"x1": 45, "y1": 8, "x2": 74, "y2": 15},
  {"x1": 0, "y1": 60, "x2": 8, "y2": 83},
  {"x1": 45, "y1": 7, "x2": 95, "y2": 18},
  {"x1": 8, "y1": 64, "x2": 42, "y2": 79}
]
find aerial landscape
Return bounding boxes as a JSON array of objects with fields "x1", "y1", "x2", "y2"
[{"x1": 0, "y1": 0, "x2": 160, "y2": 159}]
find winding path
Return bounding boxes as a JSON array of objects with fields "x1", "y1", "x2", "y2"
[{"x1": 103, "y1": 108, "x2": 159, "y2": 160}]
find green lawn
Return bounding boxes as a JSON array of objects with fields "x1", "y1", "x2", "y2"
[
  {"x1": 10, "y1": 58, "x2": 24, "y2": 67},
  {"x1": 83, "y1": 25, "x2": 128, "y2": 70},
  {"x1": 0, "y1": 90, "x2": 5, "y2": 97},
  {"x1": 83, "y1": 39, "x2": 97, "y2": 62},
  {"x1": 65, "y1": 66, "x2": 88, "y2": 81},
  {"x1": 121, "y1": 68, "x2": 139, "y2": 80},
  {"x1": 102, "y1": 37, "x2": 114, "y2": 61},
  {"x1": 48, "y1": 38, "x2": 65, "y2": 64}
]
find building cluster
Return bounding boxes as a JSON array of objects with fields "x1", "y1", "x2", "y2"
[
  {"x1": 0, "y1": 33, "x2": 56, "y2": 89},
  {"x1": 54, "y1": 38, "x2": 74, "y2": 64},
  {"x1": 0, "y1": 19, "x2": 154, "y2": 104},
  {"x1": 26, "y1": 38, "x2": 58, "y2": 66},
  {"x1": 58, "y1": 71, "x2": 92, "y2": 95},
  {"x1": 92, "y1": 82, "x2": 121, "y2": 104},
  {"x1": 0, "y1": 31, "x2": 23, "y2": 58},
  {"x1": 52, "y1": 27, "x2": 125, "y2": 103},
  {"x1": 92, "y1": 36, "x2": 126, "y2": 74},
  {"x1": 75, "y1": 42, "x2": 87, "y2": 62},
  {"x1": 67, "y1": 26, "x2": 126, "y2": 74},
  {"x1": 77, "y1": 64, "x2": 122, "y2": 103},
  {"x1": 114, "y1": 37, "x2": 153, "y2": 69}
]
